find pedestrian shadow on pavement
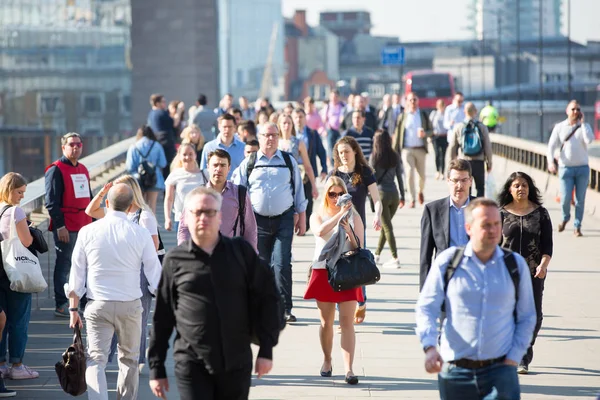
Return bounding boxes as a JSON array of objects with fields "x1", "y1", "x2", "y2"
[
  {"x1": 537, "y1": 333, "x2": 600, "y2": 342},
  {"x1": 534, "y1": 366, "x2": 600, "y2": 377},
  {"x1": 520, "y1": 383, "x2": 600, "y2": 398}
]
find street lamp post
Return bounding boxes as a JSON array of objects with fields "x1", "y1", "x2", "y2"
[
  {"x1": 516, "y1": 0, "x2": 521, "y2": 138},
  {"x1": 567, "y1": 0, "x2": 572, "y2": 99},
  {"x1": 539, "y1": 0, "x2": 544, "y2": 142}
]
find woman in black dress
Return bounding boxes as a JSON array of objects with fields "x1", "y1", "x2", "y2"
[{"x1": 498, "y1": 171, "x2": 553, "y2": 375}]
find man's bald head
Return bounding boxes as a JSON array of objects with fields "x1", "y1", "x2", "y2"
[{"x1": 107, "y1": 183, "x2": 133, "y2": 212}]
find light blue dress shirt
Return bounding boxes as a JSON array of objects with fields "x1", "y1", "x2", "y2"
[
  {"x1": 449, "y1": 197, "x2": 470, "y2": 248},
  {"x1": 232, "y1": 150, "x2": 307, "y2": 216},
  {"x1": 443, "y1": 103, "x2": 466, "y2": 132},
  {"x1": 199, "y1": 135, "x2": 246, "y2": 179},
  {"x1": 416, "y1": 243, "x2": 536, "y2": 363}
]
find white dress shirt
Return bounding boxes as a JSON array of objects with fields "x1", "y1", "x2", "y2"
[
  {"x1": 65, "y1": 210, "x2": 162, "y2": 301},
  {"x1": 403, "y1": 110, "x2": 425, "y2": 148}
]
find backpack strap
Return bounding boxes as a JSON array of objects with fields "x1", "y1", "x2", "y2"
[
  {"x1": 501, "y1": 249, "x2": 520, "y2": 323},
  {"x1": 441, "y1": 247, "x2": 465, "y2": 313},
  {"x1": 233, "y1": 185, "x2": 247, "y2": 237},
  {"x1": 246, "y1": 151, "x2": 258, "y2": 182},
  {"x1": 246, "y1": 151, "x2": 295, "y2": 198},
  {"x1": 136, "y1": 141, "x2": 156, "y2": 161}
]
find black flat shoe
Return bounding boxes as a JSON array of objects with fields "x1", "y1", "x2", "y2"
[
  {"x1": 320, "y1": 368, "x2": 332, "y2": 377},
  {"x1": 345, "y1": 374, "x2": 359, "y2": 385}
]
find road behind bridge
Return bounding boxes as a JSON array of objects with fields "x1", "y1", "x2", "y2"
[{"x1": 12, "y1": 155, "x2": 600, "y2": 399}]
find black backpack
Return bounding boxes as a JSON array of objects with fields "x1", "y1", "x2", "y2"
[
  {"x1": 135, "y1": 141, "x2": 157, "y2": 190},
  {"x1": 246, "y1": 150, "x2": 295, "y2": 198},
  {"x1": 233, "y1": 185, "x2": 248, "y2": 237},
  {"x1": 442, "y1": 247, "x2": 520, "y2": 321}
]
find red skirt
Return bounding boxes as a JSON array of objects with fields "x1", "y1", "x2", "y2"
[{"x1": 304, "y1": 268, "x2": 364, "y2": 303}]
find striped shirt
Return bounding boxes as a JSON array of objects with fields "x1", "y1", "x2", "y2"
[{"x1": 343, "y1": 127, "x2": 374, "y2": 159}]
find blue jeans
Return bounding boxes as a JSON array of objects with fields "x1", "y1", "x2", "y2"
[
  {"x1": 53, "y1": 230, "x2": 79, "y2": 308},
  {"x1": 174, "y1": 221, "x2": 180, "y2": 235},
  {"x1": 558, "y1": 165, "x2": 589, "y2": 228},
  {"x1": 0, "y1": 281, "x2": 31, "y2": 364},
  {"x1": 108, "y1": 270, "x2": 153, "y2": 364},
  {"x1": 438, "y1": 362, "x2": 520, "y2": 400},
  {"x1": 327, "y1": 129, "x2": 340, "y2": 164},
  {"x1": 255, "y1": 208, "x2": 294, "y2": 313}
]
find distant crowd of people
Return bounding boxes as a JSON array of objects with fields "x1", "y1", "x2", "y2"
[{"x1": 0, "y1": 90, "x2": 594, "y2": 399}]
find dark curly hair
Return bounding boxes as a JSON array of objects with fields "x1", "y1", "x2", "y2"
[
  {"x1": 497, "y1": 171, "x2": 543, "y2": 207},
  {"x1": 333, "y1": 136, "x2": 373, "y2": 186}
]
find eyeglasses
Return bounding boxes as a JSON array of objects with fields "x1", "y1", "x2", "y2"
[
  {"x1": 188, "y1": 209, "x2": 219, "y2": 218},
  {"x1": 448, "y1": 177, "x2": 471, "y2": 185},
  {"x1": 67, "y1": 142, "x2": 83, "y2": 148},
  {"x1": 327, "y1": 191, "x2": 344, "y2": 199},
  {"x1": 259, "y1": 133, "x2": 278, "y2": 139}
]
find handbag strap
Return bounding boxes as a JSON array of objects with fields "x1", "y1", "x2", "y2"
[
  {"x1": 559, "y1": 124, "x2": 581, "y2": 153},
  {"x1": 345, "y1": 214, "x2": 362, "y2": 249},
  {"x1": 73, "y1": 324, "x2": 83, "y2": 346}
]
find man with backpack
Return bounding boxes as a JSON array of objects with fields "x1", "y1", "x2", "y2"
[
  {"x1": 416, "y1": 198, "x2": 536, "y2": 400},
  {"x1": 449, "y1": 102, "x2": 493, "y2": 197},
  {"x1": 176, "y1": 149, "x2": 257, "y2": 251},
  {"x1": 232, "y1": 122, "x2": 307, "y2": 323}
]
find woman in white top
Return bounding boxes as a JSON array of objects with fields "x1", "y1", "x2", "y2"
[
  {"x1": 0, "y1": 172, "x2": 39, "y2": 382},
  {"x1": 85, "y1": 174, "x2": 160, "y2": 372},
  {"x1": 304, "y1": 176, "x2": 364, "y2": 385},
  {"x1": 164, "y1": 143, "x2": 207, "y2": 232}
]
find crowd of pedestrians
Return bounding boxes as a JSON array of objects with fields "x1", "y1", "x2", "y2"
[{"x1": 0, "y1": 91, "x2": 594, "y2": 399}]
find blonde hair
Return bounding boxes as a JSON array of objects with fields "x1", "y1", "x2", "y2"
[
  {"x1": 268, "y1": 111, "x2": 279, "y2": 124},
  {"x1": 113, "y1": 174, "x2": 151, "y2": 212},
  {"x1": 319, "y1": 176, "x2": 350, "y2": 216},
  {"x1": 277, "y1": 113, "x2": 296, "y2": 138},
  {"x1": 181, "y1": 124, "x2": 205, "y2": 150},
  {"x1": 170, "y1": 143, "x2": 199, "y2": 171},
  {"x1": 0, "y1": 172, "x2": 27, "y2": 204}
]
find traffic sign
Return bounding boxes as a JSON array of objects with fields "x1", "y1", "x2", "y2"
[{"x1": 380, "y1": 46, "x2": 405, "y2": 66}]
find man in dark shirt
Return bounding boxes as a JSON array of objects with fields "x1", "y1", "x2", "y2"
[
  {"x1": 148, "y1": 186, "x2": 280, "y2": 400},
  {"x1": 147, "y1": 93, "x2": 176, "y2": 177}
]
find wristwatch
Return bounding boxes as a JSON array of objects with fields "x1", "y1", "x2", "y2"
[
  {"x1": 68, "y1": 307, "x2": 79, "y2": 312},
  {"x1": 423, "y1": 345, "x2": 435, "y2": 353}
]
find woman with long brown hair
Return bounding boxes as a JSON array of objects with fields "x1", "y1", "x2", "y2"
[
  {"x1": 330, "y1": 136, "x2": 382, "y2": 324},
  {"x1": 304, "y1": 176, "x2": 364, "y2": 384}
]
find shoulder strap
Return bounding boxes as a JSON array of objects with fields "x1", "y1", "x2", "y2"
[
  {"x1": 441, "y1": 247, "x2": 466, "y2": 313},
  {"x1": 233, "y1": 185, "x2": 247, "y2": 236},
  {"x1": 137, "y1": 141, "x2": 156, "y2": 161},
  {"x1": 132, "y1": 209, "x2": 143, "y2": 225},
  {"x1": 0, "y1": 205, "x2": 12, "y2": 220},
  {"x1": 246, "y1": 151, "x2": 258, "y2": 183},
  {"x1": 376, "y1": 169, "x2": 389, "y2": 185},
  {"x1": 559, "y1": 124, "x2": 581, "y2": 152},
  {"x1": 280, "y1": 151, "x2": 295, "y2": 198},
  {"x1": 501, "y1": 249, "x2": 520, "y2": 323}
]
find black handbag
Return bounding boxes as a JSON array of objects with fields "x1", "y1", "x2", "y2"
[
  {"x1": 29, "y1": 225, "x2": 48, "y2": 254},
  {"x1": 327, "y1": 223, "x2": 380, "y2": 292},
  {"x1": 55, "y1": 325, "x2": 87, "y2": 396}
]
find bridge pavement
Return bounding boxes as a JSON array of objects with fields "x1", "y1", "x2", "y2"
[{"x1": 10, "y1": 155, "x2": 600, "y2": 399}]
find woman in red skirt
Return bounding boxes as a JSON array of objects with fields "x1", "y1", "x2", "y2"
[{"x1": 304, "y1": 176, "x2": 365, "y2": 385}]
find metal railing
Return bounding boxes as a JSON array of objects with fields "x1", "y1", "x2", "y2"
[{"x1": 490, "y1": 133, "x2": 600, "y2": 192}]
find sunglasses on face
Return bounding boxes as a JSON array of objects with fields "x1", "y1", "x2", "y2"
[
  {"x1": 327, "y1": 191, "x2": 344, "y2": 199},
  {"x1": 188, "y1": 209, "x2": 218, "y2": 218},
  {"x1": 67, "y1": 142, "x2": 83, "y2": 148}
]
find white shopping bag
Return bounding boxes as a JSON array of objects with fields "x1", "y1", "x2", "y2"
[
  {"x1": 485, "y1": 173, "x2": 497, "y2": 199},
  {"x1": 0, "y1": 208, "x2": 47, "y2": 293}
]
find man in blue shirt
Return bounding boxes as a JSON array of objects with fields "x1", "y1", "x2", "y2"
[
  {"x1": 416, "y1": 198, "x2": 536, "y2": 400},
  {"x1": 200, "y1": 113, "x2": 245, "y2": 180},
  {"x1": 292, "y1": 107, "x2": 327, "y2": 230},
  {"x1": 419, "y1": 159, "x2": 474, "y2": 290},
  {"x1": 147, "y1": 93, "x2": 176, "y2": 177},
  {"x1": 232, "y1": 123, "x2": 307, "y2": 323}
]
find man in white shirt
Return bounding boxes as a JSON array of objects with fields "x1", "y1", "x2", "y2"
[
  {"x1": 443, "y1": 92, "x2": 465, "y2": 141},
  {"x1": 547, "y1": 100, "x2": 595, "y2": 236},
  {"x1": 66, "y1": 184, "x2": 162, "y2": 400}
]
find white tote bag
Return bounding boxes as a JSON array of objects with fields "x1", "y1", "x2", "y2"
[{"x1": 0, "y1": 208, "x2": 47, "y2": 293}]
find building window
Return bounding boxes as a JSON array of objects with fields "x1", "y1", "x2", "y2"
[
  {"x1": 81, "y1": 93, "x2": 104, "y2": 115},
  {"x1": 119, "y1": 94, "x2": 131, "y2": 116},
  {"x1": 37, "y1": 93, "x2": 64, "y2": 116}
]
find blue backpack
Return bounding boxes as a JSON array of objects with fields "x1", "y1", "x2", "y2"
[{"x1": 461, "y1": 121, "x2": 483, "y2": 156}]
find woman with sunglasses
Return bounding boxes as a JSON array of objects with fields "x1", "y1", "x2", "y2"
[
  {"x1": 304, "y1": 176, "x2": 364, "y2": 385},
  {"x1": 330, "y1": 136, "x2": 382, "y2": 324}
]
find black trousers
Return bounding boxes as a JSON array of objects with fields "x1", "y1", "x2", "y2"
[
  {"x1": 303, "y1": 179, "x2": 313, "y2": 231},
  {"x1": 523, "y1": 276, "x2": 545, "y2": 366},
  {"x1": 468, "y1": 159, "x2": 485, "y2": 197},
  {"x1": 175, "y1": 360, "x2": 252, "y2": 400},
  {"x1": 432, "y1": 135, "x2": 448, "y2": 174}
]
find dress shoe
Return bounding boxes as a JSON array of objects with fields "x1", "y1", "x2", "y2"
[
  {"x1": 574, "y1": 228, "x2": 583, "y2": 237},
  {"x1": 345, "y1": 374, "x2": 359, "y2": 385},
  {"x1": 418, "y1": 192, "x2": 425, "y2": 205},
  {"x1": 557, "y1": 220, "x2": 568, "y2": 232},
  {"x1": 320, "y1": 366, "x2": 332, "y2": 377},
  {"x1": 285, "y1": 313, "x2": 297, "y2": 323}
]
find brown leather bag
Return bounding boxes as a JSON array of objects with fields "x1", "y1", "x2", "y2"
[{"x1": 55, "y1": 325, "x2": 87, "y2": 396}]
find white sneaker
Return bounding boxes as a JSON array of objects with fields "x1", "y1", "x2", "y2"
[
  {"x1": 374, "y1": 255, "x2": 381, "y2": 264},
  {"x1": 9, "y1": 365, "x2": 38, "y2": 380},
  {"x1": 383, "y1": 258, "x2": 401, "y2": 269},
  {"x1": 138, "y1": 363, "x2": 145, "y2": 374}
]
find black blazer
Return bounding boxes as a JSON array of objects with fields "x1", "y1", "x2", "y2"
[{"x1": 419, "y1": 195, "x2": 474, "y2": 290}]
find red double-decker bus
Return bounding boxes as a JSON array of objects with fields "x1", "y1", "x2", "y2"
[
  {"x1": 594, "y1": 84, "x2": 600, "y2": 140},
  {"x1": 403, "y1": 70, "x2": 455, "y2": 112}
]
